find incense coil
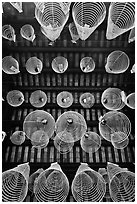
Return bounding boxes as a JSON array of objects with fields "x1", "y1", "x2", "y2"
[
  {"x1": 80, "y1": 57, "x2": 95, "y2": 73},
  {"x1": 2, "y1": 24, "x2": 16, "y2": 42},
  {"x1": 29, "y1": 90, "x2": 47, "y2": 108},
  {"x1": 25, "y1": 57, "x2": 43, "y2": 74},
  {"x1": 20, "y1": 24, "x2": 36, "y2": 42},
  {"x1": 125, "y1": 92, "x2": 135, "y2": 109},
  {"x1": 2, "y1": 131, "x2": 7, "y2": 142},
  {"x1": 57, "y1": 91, "x2": 73, "y2": 108},
  {"x1": 30, "y1": 130, "x2": 49, "y2": 149},
  {"x1": 128, "y1": 27, "x2": 135, "y2": 43},
  {"x1": 10, "y1": 131, "x2": 26, "y2": 145},
  {"x1": 72, "y1": 2, "x2": 106, "y2": 40},
  {"x1": 6, "y1": 90, "x2": 24, "y2": 107},
  {"x1": 69, "y1": 22, "x2": 79, "y2": 43},
  {"x1": 2, "y1": 56, "x2": 20, "y2": 74},
  {"x1": 79, "y1": 93, "x2": 95, "y2": 108},
  {"x1": 111, "y1": 132, "x2": 129, "y2": 149},
  {"x1": 51, "y1": 56, "x2": 68, "y2": 73},
  {"x1": 131, "y1": 64, "x2": 135, "y2": 73},
  {"x1": 10, "y1": 2, "x2": 23, "y2": 13}
]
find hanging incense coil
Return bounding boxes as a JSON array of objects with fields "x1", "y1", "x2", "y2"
[
  {"x1": 79, "y1": 93, "x2": 95, "y2": 108},
  {"x1": 10, "y1": 2, "x2": 23, "y2": 13},
  {"x1": 30, "y1": 130, "x2": 49, "y2": 149},
  {"x1": 80, "y1": 57, "x2": 95, "y2": 73},
  {"x1": 111, "y1": 131, "x2": 129, "y2": 149},
  {"x1": 2, "y1": 24, "x2": 16, "y2": 42},
  {"x1": 2, "y1": 56, "x2": 20, "y2": 74},
  {"x1": 125, "y1": 92, "x2": 135, "y2": 109},
  {"x1": 2, "y1": 163, "x2": 30, "y2": 202},
  {"x1": 10, "y1": 131, "x2": 26, "y2": 145},
  {"x1": 34, "y1": 162, "x2": 69, "y2": 202},
  {"x1": 128, "y1": 27, "x2": 135, "y2": 43},
  {"x1": 57, "y1": 91, "x2": 73, "y2": 108},
  {"x1": 71, "y1": 163, "x2": 106, "y2": 202},
  {"x1": 101, "y1": 88, "x2": 126, "y2": 110},
  {"x1": 99, "y1": 111, "x2": 131, "y2": 142},
  {"x1": 105, "y1": 50, "x2": 130, "y2": 74},
  {"x1": 35, "y1": 2, "x2": 69, "y2": 41},
  {"x1": 25, "y1": 57, "x2": 43, "y2": 75},
  {"x1": 131, "y1": 64, "x2": 135, "y2": 73},
  {"x1": 29, "y1": 90, "x2": 47, "y2": 108},
  {"x1": 51, "y1": 56, "x2": 68, "y2": 73},
  {"x1": 69, "y1": 22, "x2": 79, "y2": 43},
  {"x1": 106, "y1": 2, "x2": 135, "y2": 40},
  {"x1": 55, "y1": 111, "x2": 87, "y2": 142},
  {"x1": 23, "y1": 110, "x2": 55, "y2": 140},
  {"x1": 20, "y1": 24, "x2": 36, "y2": 42},
  {"x1": 80, "y1": 131, "x2": 101, "y2": 153},
  {"x1": 72, "y1": 2, "x2": 106, "y2": 40},
  {"x1": 2, "y1": 131, "x2": 7, "y2": 142},
  {"x1": 6, "y1": 90, "x2": 24, "y2": 107},
  {"x1": 107, "y1": 162, "x2": 135, "y2": 202}
]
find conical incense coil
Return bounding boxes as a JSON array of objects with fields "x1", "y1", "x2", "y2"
[
  {"x1": 25, "y1": 57, "x2": 43, "y2": 74},
  {"x1": 99, "y1": 111, "x2": 131, "y2": 142},
  {"x1": 6, "y1": 90, "x2": 24, "y2": 107},
  {"x1": 29, "y1": 90, "x2": 47, "y2": 108},
  {"x1": 131, "y1": 64, "x2": 135, "y2": 73},
  {"x1": 111, "y1": 132, "x2": 129, "y2": 149},
  {"x1": 125, "y1": 92, "x2": 135, "y2": 109},
  {"x1": 2, "y1": 56, "x2": 20, "y2": 74},
  {"x1": 34, "y1": 163, "x2": 69, "y2": 202},
  {"x1": 30, "y1": 130, "x2": 49, "y2": 149},
  {"x1": 128, "y1": 27, "x2": 135, "y2": 43},
  {"x1": 54, "y1": 131, "x2": 74, "y2": 154},
  {"x1": 105, "y1": 50, "x2": 130, "y2": 74},
  {"x1": 20, "y1": 24, "x2": 36, "y2": 42},
  {"x1": 101, "y1": 88, "x2": 126, "y2": 110},
  {"x1": 2, "y1": 131, "x2": 7, "y2": 142},
  {"x1": 71, "y1": 163, "x2": 106, "y2": 202},
  {"x1": 72, "y1": 2, "x2": 106, "y2": 40},
  {"x1": 51, "y1": 56, "x2": 68, "y2": 73},
  {"x1": 69, "y1": 22, "x2": 79, "y2": 43},
  {"x1": 23, "y1": 110, "x2": 55, "y2": 140},
  {"x1": 79, "y1": 92, "x2": 95, "y2": 108},
  {"x1": 10, "y1": 131, "x2": 26, "y2": 145},
  {"x1": 55, "y1": 111, "x2": 87, "y2": 142},
  {"x1": 80, "y1": 131, "x2": 101, "y2": 153},
  {"x1": 10, "y1": 2, "x2": 23, "y2": 13},
  {"x1": 35, "y1": 2, "x2": 69, "y2": 41},
  {"x1": 2, "y1": 24, "x2": 16, "y2": 42},
  {"x1": 57, "y1": 91, "x2": 73, "y2": 108},
  {"x1": 80, "y1": 57, "x2": 95, "y2": 73},
  {"x1": 2, "y1": 163, "x2": 30, "y2": 202},
  {"x1": 106, "y1": 2, "x2": 135, "y2": 40}
]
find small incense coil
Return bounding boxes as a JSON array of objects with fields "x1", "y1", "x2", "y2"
[
  {"x1": 69, "y1": 22, "x2": 79, "y2": 43},
  {"x1": 2, "y1": 24, "x2": 16, "y2": 42},
  {"x1": 57, "y1": 91, "x2": 73, "y2": 108},
  {"x1": 125, "y1": 92, "x2": 135, "y2": 109},
  {"x1": 51, "y1": 56, "x2": 68, "y2": 73},
  {"x1": 20, "y1": 24, "x2": 36, "y2": 42},
  {"x1": 80, "y1": 57, "x2": 95, "y2": 73},
  {"x1": 6, "y1": 90, "x2": 24, "y2": 107},
  {"x1": 2, "y1": 131, "x2": 7, "y2": 142},
  {"x1": 10, "y1": 2, "x2": 23, "y2": 13},
  {"x1": 2, "y1": 56, "x2": 20, "y2": 74},
  {"x1": 29, "y1": 90, "x2": 47, "y2": 108},
  {"x1": 10, "y1": 131, "x2": 26, "y2": 145},
  {"x1": 25, "y1": 57, "x2": 43, "y2": 74},
  {"x1": 79, "y1": 93, "x2": 95, "y2": 108},
  {"x1": 131, "y1": 64, "x2": 135, "y2": 73},
  {"x1": 128, "y1": 27, "x2": 135, "y2": 43},
  {"x1": 30, "y1": 130, "x2": 49, "y2": 149},
  {"x1": 111, "y1": 131, "x2": 129, "y2": 149}
]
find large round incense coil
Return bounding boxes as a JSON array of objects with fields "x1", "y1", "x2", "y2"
[
  {"x1": 111, "y1": 132, "x2": 129, "y2": 149},
  {"x1": 99, "y1": 111, "x2": 131, "y2": 142},
  {"x1": 10, "y1": 131, "x2": 26, "y2": 145},
  {"x1": 2, "y1": 25, "x2": 16, "y2": 42},
  {"x1": 25, "y1": 57, "x2": 43, "y2": 74},
  {"x1": 125, "y1": 93, "x2": 135, "y2": 109},
  {"x1": 69, "y1": 22, "x2": 79, "y2": 43},
  {"x1": 6, "y1": 90, "x2": 24, "y2": 107},
  {"x1": 57, "y1": 91, "x2": 73, "y2": 108},
  {"x1": 72, "y1": 2, "x2": 106, "y2": 40},
  {"x1": 79, "y1": 93, "x2": 95, "y2": 108},
  {"x1": 51, "y1": 56, "x2": 68, "y2": 73},
  {"x1": 106, "y1": 2, "x2": 135, "y2": 40},
  {"x1": 101, "y1": 88, "x2": 126, "y2": 110},
  {"x1": 20, "y1": 24, "x2": 36, "y2": 42},
  {"x1": 29, "y1": 90, "x2": 47, "y2": 108},
  {"x1": 10, "y1": 2, "x2": 23, "y2": 13},
  {"x1": 128, "y1": 27, "x2": 135, "y2": 43},
  {"x1": 2, "y1": 56, "x2": 20, "y2": 74},
  {"x1": 80, "y1": 57, "x2": 95, "y2": 73},
  {"x1": 105, "y1": 51, "x2": 130, "y2": 74},
  {"x1": 30, "y1": 130, "x2": 49, "y2": 149},
  {"x1": 80, "y1": 131, "x2": 101, "y2": 153},
  {"x1": 23, "y1": 110, "x2": 55, "y2": 140},
  {"x1": 55, "y1": 111, "x2": 87, "y2": 142}
]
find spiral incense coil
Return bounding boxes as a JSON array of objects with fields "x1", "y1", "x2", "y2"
[
  {"x1": 54, "y1": 131, "x2": 74, "y2": 154},
  {"x1": 2, "y1": 24, "x2": 16, "y2": 42},
  {"x1": 57, "y1": 91, "x2": 73, "y2": 108},
  {"x1": 125, "y1": 92, "x2": 135, "y2": 109},
  {"x1": 2, "y1": 56, "x2": 20, "y2": 74},
  {"x1": 35, "y1": 2, "x2": 69, "y2": 41},
  {"x1": 71, "y1": 163, "x2": 106, "y2": 202},
  {"x1": 80, "y1": 131, "x2": 101, "y2": 153},
  {"x1": 106, "y1": 2, "x2": 135, "y2": 40},
  {"x1": 105, "y1": 50, "x2": 130, "y2": 74},
  {"x1": 10, "y1": 131, "x2": 26, "y2": 145},
  {"x1": 23, "y1": 110, "x2": 55, "y2": 140},
  {"x1": 79, "y1": 93, "x2": 95, "y2": 108},
  {"x1": 111, "y1": 131, "x2": 129, "y2": 149},
  {"x1": 25, "y1": 57, "x2": 43, "y2": 75},
  {"x1": 72, "y1": 2, "x2": 106, "y2": 40},
  {"x1": 29, "y1": 90, "x2": 47, "y2": 108},
  {"x1": 69, "y1": 22, "x2": 79, "y2": 43},
  {"x1": 55, "y1": 111, "x2": 87, "y2": 142},
  {"x1": 2, "y1": 163, "x2": 30, "y2": 202},
  {"x1": 34, "y1": 163, "x2": 69, "y2": 202},
  {"x1": 128, "y1": 27, "x2": 135, "y2": 43},
  {"x1": 10, "y1": 2, "x2": 23, "y2": 13},
  {"x1": 28, "y1": 168, "x2": 44, "y2": 193},
  {"x1": 52, "y1": 56, "x2": 68, "y2": 73},
  {"x1": 101, "y1": 88, "x2": 126, "y2": 110},
  {"x1": 20, "y1": 24, "x2": 36, "y2": 42},
  {"x1": 80, "y1": 57, "x2": 95, "y2": 73},
  {"x1": 6, "y1": 90, "x2": 24, "y2": 107},
  {"x1": 31, "y1": 130, "x2": 49, "y2": 149},
  {"x1": 131, "y1": 64, "x2": 135, "y2": 73},
  {"x1": 2, "y1": 131, "x2": 7, "y2": 142},
  {"x1": 99, "y1": 111, "x2": 131, "y2": 142}
]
